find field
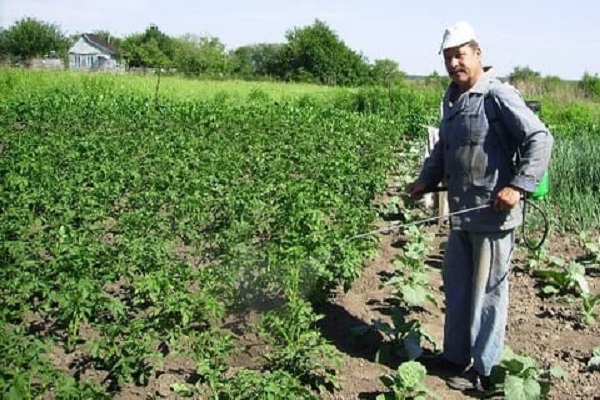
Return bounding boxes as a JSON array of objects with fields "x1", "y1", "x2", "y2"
[{"x1": 1, "y1": 69, "x2": 599, "y2": 399}]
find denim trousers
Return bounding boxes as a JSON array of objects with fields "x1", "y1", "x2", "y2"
[{"x1": 442, "y1": 229, "x2": 514, "y2": 376}]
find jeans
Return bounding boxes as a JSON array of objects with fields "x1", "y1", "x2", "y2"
[{"x1": 442, "y1": 229, "x2": 514, "y2": 376}]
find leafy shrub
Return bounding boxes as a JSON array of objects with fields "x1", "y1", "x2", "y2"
[{"x1": 579, "y1": 72, "x2": 600, "y2": 98}]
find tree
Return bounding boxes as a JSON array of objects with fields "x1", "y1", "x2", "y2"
[
  {"x1": 0, "y1": 28, "x2": 8, "y2": 61},
  {"x1": 230, "y1": 46, "x2": 254, "y2": 79},
  {"x1": 3, "y1": 17, "x2": 68, "y2": 63},
  {"x1": 508, "y1": 66, "x2": 541, "y2": 84},
  {"x1": 173, "y1": 35, "x2": 231, "y2": 77},
  {"x1": 279, "y1": 19, "x2": 371, "y2": 86},
  {"x1": 370, "y1": 59, "x2": 405, "y2": 87},
  {"x1": 579, "y1": 72, "x2": 600, "y2": 98},
  {"x1": 136, "y1": 39, "x2": 171, "y2": 69},
  {"x1": 123, "y1": 24, "x2": 174, "y2": 68},
  {"x1": 424, "y1": 70, "x2": 450, "y2": 89},
  {"x1": 230, "y1": 43, "x2": 285, "y2": 79}
]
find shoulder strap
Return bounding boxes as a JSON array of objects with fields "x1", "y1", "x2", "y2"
[{"x1": 483, "y1": 88, "x2": 520, "y2": 173}]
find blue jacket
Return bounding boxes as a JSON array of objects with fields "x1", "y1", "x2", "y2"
[{"x1": 418, "y1": 68, "x2": 554, "y2": 231}]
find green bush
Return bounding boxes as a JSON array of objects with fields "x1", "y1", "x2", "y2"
[{"x1": 579, "y1": 72, "x2": 600, "y2": 98}]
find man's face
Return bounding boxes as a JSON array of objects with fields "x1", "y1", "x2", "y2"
[{"x1": 443, "y1": 44, "x2": 482, "y2": 90}]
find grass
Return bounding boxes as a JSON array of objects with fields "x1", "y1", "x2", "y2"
[
  {"x1": 0, "y1": 67, "x2": 351, "y2": 101},
  {"x1": 546, "y1": 132, "x2": 600, "y2": 232}
]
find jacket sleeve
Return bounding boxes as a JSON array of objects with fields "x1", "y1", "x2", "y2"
[{"x1": 489, "y1": 84, "x2": 554, "y2": 193}]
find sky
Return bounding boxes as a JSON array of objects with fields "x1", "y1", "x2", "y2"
[{"x1": 1, "y1": 0, "x2": 598, "y2": 80}]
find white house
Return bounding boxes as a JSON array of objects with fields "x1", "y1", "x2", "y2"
[{"x1": 69, "y1": 34, "x2": 120, "y2": 71}]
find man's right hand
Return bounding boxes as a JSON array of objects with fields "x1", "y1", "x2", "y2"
[{"x1": 407, "y1": 181, "x2": 428, "y2": 200}]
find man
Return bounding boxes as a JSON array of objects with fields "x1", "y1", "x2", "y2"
[{"x1": 408, "y1": 21, "x2": 553, "y2": 393}]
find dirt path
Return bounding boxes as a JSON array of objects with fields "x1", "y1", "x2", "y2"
[{"x1": 318, "y1": 220, "x2": 466, "y2": 399}]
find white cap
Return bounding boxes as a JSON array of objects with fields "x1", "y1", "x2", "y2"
[{"x1": 439, "y1": 21, "x2": 477, "y2": 53}]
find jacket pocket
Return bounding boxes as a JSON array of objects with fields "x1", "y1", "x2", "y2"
[
  {"x1": 464, "y1": 111, "x2": 497, "y2": 188},
  {"x1": 471, "y1": 146, "x2": 498, "y2": 188}
]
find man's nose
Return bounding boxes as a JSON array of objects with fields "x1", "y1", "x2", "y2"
[{"x1": 448, "y1": 56, "x2": 460, "y2": 69}]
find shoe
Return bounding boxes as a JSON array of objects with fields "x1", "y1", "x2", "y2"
[
  {"x1": 479, "y1": 375, "x2": 492, "y2": 391},
  {"x1": 447, "y1": 368, "x2": 493, "y2": 395},
  {"x1": 446, "y1": 367, "x2": 477, "y2": 391},
  {"x1": 417, "y1": 353, "x2": 467, "y2": 374}
]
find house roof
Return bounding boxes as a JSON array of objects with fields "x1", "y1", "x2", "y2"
[{"x1": 82, "y1": 33, "x2": 120, "y2": 55}]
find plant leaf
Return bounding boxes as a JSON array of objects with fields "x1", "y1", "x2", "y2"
[
  {"x1": 170, "y1": 382, "x2": 195, "y2": 397},
  {"x1": 403, "y1": 330, "x2": 424, "y2": 360},
  {"x1": 397, "y1": 360, "x2": 426, "y2": 389},
  {"x1": 548, "y1": 365, "x2": 568, "y2": 380},
  {"x1": 588, "y1": 355, "x2": 600, "y2": 371},
  {"x1": 402, "y1": 284, "x2": 428, "y2": 306},
  {"x1": 541, "y1": 285, "x2": 559, "y2": 295},
  {"x1": 573, "y1": 273, "x2": 590, "y2": 294},
  {"x1": 504, "y1": 376, "x2": 541, "y2": 400}
]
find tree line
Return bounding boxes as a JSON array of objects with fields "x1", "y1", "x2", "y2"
[
  {"x1": 1, "y1": 16, "x2": 599, "y2": 96},
  {"x1": 0, "y1": 17, "x2": 406, "y2": 87}
]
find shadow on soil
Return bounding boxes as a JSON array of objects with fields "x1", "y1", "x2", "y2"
[
  {"x1": 315, "y1": 302, "x2": 384, "y2": 363},
  {"x1": 315, "y1": 295, "x2": 426, "y2": 368},
  {"x1": 316, "y1": 301, "x2": 485, "y2": 399},
  {"x1": 315, "y1": 280, "x2": 487, "y2": 399}
]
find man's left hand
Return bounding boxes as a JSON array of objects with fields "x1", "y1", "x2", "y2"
[{"x1": 493, "y1": 186, "x2": 522, "y2": 212}]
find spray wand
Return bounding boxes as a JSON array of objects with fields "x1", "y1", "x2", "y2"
[{"x1": 340, "y1": 188, "x2": 548, "y2": 251}]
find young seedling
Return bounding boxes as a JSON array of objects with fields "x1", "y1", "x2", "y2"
[
  {"x1": 579, "y1": 232, "x2": 600, "y2": 266},
  {"x1": 385, "y1": 225, "x2": 437, "y2": 308},
  {"x1": 490, "y1": 346, "x2": 567, "y2": 400},
  {"x1": 372, "y1": 308, "x2": 437, "y2": 361},
  {"x1": 579, "y1": 293, "x2": 600, "y2": 325},
  {"x1": 588, "y1": 347, "x2": 600, "y2": 372},
  {"x1": 377, "y1": 360, "x2": 439, "y2": 400},
  {"x1": 523, "y1": 243, "x2": 549, "y2": 274},
  {"x1": 534, "y1": 257, "x2": 589, "y2": 296}
]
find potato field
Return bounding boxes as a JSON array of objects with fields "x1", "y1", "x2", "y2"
[{"x1": 1, "y1": 70, "x2": 599, "y2": 399}]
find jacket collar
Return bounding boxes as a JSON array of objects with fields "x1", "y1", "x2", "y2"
[
  {"x1": 442, "y1": 67, "x2": 495, "y2": 119},
  {"x1": 469, "y1": 66, "x2": 495, "y2": 94}
]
